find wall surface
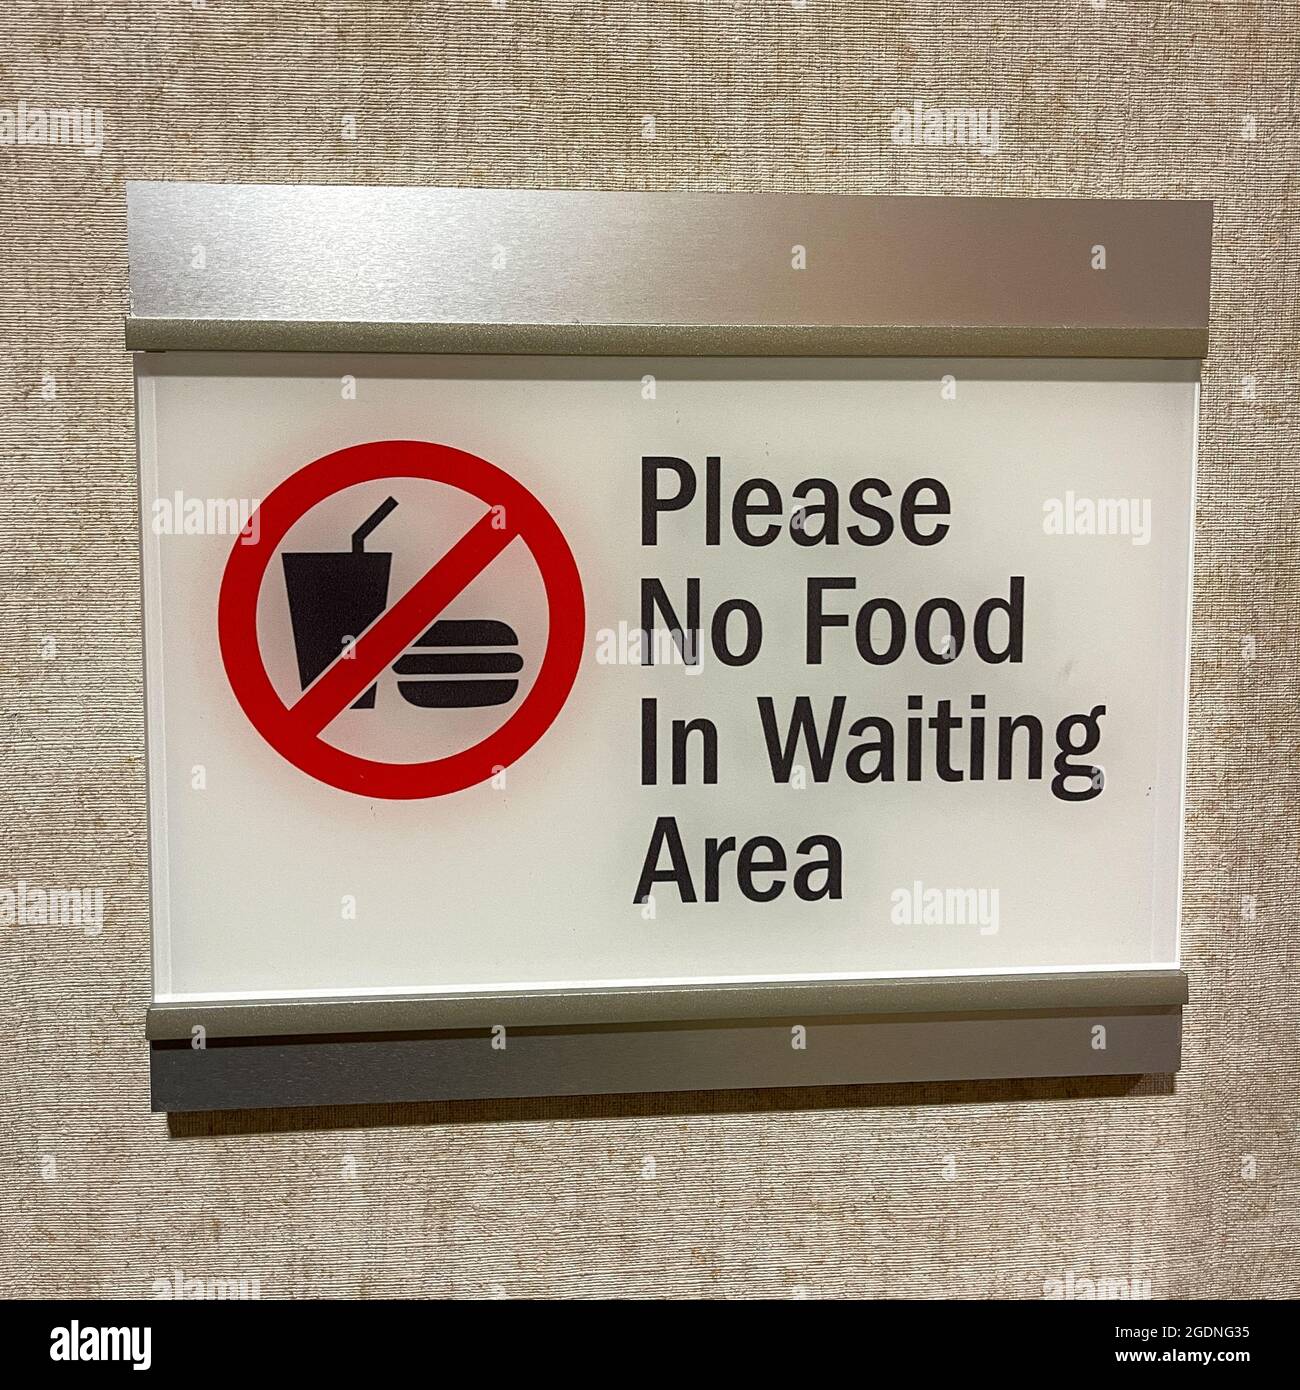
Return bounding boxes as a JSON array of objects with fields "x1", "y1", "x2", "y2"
[{"x1": 2, "y1": 1, "x2": 1297, "y2": 1299}]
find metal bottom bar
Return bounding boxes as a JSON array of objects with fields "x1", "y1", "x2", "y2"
[
  {"x1": 146, "y1": 969, "x2": 1189, "y2": 1040},
  {"x1": 150, "y1": 1007, "x2": 1182, "y2": 1112}
]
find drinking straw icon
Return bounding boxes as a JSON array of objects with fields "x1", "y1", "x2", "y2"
[
  {"x1": 350, "y1": 496, "x2": 398, "y2": 552},
  {"x1": 282, "y1": 497, "x2": 399, "y2": 710}
]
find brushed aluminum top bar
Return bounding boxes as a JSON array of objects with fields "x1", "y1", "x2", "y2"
[{"x1": 125, "y1": 183, "x2": 1212, "y2": 358}]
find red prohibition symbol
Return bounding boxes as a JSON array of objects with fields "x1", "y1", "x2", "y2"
[{"x1": 218, "y1": 440, "x2": 585, "y2": 799}]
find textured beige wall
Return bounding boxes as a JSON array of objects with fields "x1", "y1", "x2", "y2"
[{"x1": 2, "y1": 1, "x2": 1297, "y2": 1299}]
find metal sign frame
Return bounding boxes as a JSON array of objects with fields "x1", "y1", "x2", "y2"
[{"x1": 127, "y1": 183, "x2": 1209, "y2": 1112}]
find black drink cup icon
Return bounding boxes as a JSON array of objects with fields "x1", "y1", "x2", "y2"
[{"x1": 282, "y1": 497, "x2": 398, "y2": 709}]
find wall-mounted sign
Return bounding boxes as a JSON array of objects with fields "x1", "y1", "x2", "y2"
[{"x1": 129, "y1": 184, "x2": 1209, "y2": 1111}]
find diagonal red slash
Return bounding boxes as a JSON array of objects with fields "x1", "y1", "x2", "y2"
[{"x1": 288, "y1": 508, "x2": 518, "y2": 736}]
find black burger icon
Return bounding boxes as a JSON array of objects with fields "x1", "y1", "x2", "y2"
[{"x1": 392, "y1": 618, "x2": 523, "y2": 709}]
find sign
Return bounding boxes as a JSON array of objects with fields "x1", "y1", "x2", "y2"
[
  {"x1": 129, "y1": 183, "x2": 1209, "y2": 1108},
  {"x1": 137, "y1": 355, "x2": 1193, "y2": 1004}
]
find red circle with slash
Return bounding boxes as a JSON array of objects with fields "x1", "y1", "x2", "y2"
[{"x1": 218, "y1": 440, "x2": 584, "y2": 799}]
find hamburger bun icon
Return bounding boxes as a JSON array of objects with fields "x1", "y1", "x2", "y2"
[{"x1": 393, "y1": 619, "x2": 523, "y2": 708}]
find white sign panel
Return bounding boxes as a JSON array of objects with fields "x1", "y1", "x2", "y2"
[{"x1": 138, "y1": 356, "x2": 1194, "y2": 1004}]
